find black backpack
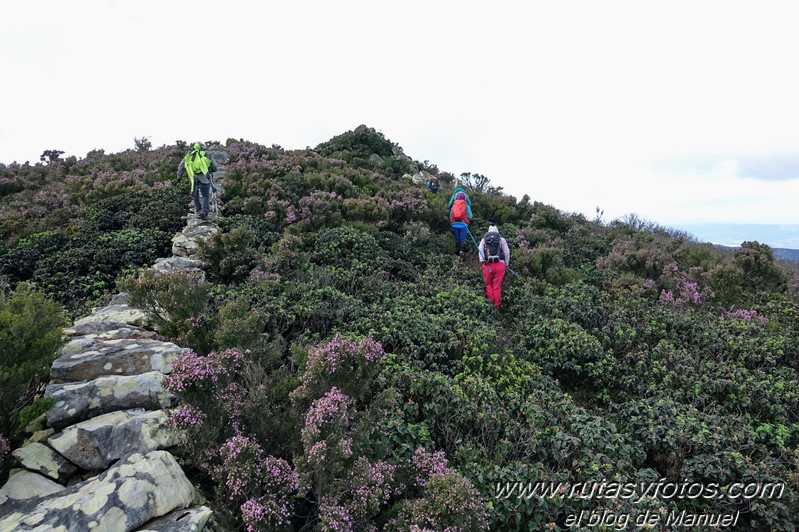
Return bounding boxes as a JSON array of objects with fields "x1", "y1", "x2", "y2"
[{"x1": 484, "y1": 232, "x2": 504, "y2": 263}]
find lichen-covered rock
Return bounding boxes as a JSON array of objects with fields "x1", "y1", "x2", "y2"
[
  {"x1": 0, "y1": 470, "x2": 65, "y2": 508},
  {"x1": 64, "y1": 320, "x2": 161, "y2": 341},
  {"x1": 150, "y1": 256, "x2": 207, "y2": 277},
  {"x1": 48, "y1": 410, "x2": 177, "y2": 470},
  {"x1": 45, "y1": 372, "x2": 175, "y2": 429},
  {"x1": 73, "y1": 293, "x2": 151, "y2": 329},
  {"x1": 50, "y1": 337, "x2": 184, "y2": 383},
  {"x1": 135, "y1": 506, "x2": 213, "y2": 531},
  {"x1": 171, "y1": 223, "x2": 219, "y2": 259},
  {"x1": 0, "y1": 451, "x2": 195, "y2": 532},
  {"x1": 11, "y1": 442, "x2": 78, "y2": 483}
]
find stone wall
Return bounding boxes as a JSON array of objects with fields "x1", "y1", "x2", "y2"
[{"x1": 0, "y1": 150, "x2": 229, "y2": 531}]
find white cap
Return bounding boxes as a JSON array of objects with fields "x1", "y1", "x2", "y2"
[{"x1": 488, "y1": 225, "x2": 499, "y2": 233}]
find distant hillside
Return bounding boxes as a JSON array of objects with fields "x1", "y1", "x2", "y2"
[
  {"x1": 774, "y1": 247, "x2": 799, "y2": 262},
  {"x1": 716, "y1": 244, "x2": 799, "y2": 263}
]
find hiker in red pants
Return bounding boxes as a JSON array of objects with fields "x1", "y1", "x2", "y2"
[{"x1": 478, "y1": 225, "x2": 511, "y2": 308}]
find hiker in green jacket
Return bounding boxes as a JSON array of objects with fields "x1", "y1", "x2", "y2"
[{"x1": 177, "y1": 143, "x2": 218, "y2": 221}]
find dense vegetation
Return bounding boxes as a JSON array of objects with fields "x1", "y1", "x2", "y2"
[{"x1": 2, "y1": 126, "x2": 799, "y2": 530}]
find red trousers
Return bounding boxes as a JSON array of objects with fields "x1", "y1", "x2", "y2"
[{"x1": 481, "y1": 261, "x2": 506, "y2": 308}]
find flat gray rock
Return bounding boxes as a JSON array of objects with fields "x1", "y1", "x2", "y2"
[
  {"x1": 0, "y1": 470, "x2": 65, "y2": 508},
  {"x1": 135, "y1": 505, "x2": 213, "y2": 531},
  {"x1": 64, "y1": 320, "x2": 160, "y2": 341},
  {"x1": 48, "y1": 410, "x2": 177, "y2": 470},
  {"x1": 51, "y1": 336, "x2": 184, "y2": 383},
  {"x1": 0, "y1": 451, "x2": 195, "y2": 532},
  {"x1": 11, "y1": 442, "x2": 77, "y2": 483},
  {"x1": 46, "y1": 372, "x2": 175, "y2": 429}
]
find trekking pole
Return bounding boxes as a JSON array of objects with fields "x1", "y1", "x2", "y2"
[
  {"x1": 466, "y1": 226, "x2": 494, "y2": 277},
  {"x1": 467, "y1": 226, "x2": 520, "y2": 278},
  {"x1": 466, "y1": 227, "x2": 487, "y2": 262}
]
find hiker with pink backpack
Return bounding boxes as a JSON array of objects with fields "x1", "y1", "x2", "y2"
[{"x1": 448, "y1": 187, "x2": 473, "y2": 255}]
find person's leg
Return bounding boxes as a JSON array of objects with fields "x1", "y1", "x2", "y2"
[
  {"x1": 192, "y1": 184, "x2": 202, "y2": 214},
  {"x1": 450, "y1": 225, "x2": 460, "y2": 253},
  {"x1": 482, "y1": 264, "x2": 495, "y2": 302},
  {"x1": 491, "y1": 262, "x2": 507, "y2": 308},
  {"x1": 199, "y1": 182, "x2": 211, "y2": 218},
  {"x1": 458, "y1": 226, "x2": 469, "y2": 254},
  {"x1": 451, "y1": 225, "x2": 466, "y2": 253}
]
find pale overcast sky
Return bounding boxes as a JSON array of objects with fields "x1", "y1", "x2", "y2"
[{"x1": 3, "y1": 1, "x2": 799, "y2": 246}]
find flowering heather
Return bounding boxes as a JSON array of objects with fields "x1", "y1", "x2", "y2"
[
  {"x1": 348, "y1": 457, "x2": 397, "y2": 519},
  {"x1": 0, "y1": 434, "x2": 9, "y2": 457},
  {"x1": 214, "y1": 382, "x2": 246, "y2": 425},
  {"x1": 318, "y1": 498, "x2": 354, "y2": 532},
  {"x1": 291, "y1": 335, "x2": 384, "y2": 401},
  {"x1": 298, "y1": 191, "x2": 343, "y2": 227},
  {"x1": 238, "y1": 463, "x2": 298, "y2": 530},
  {"x1": 163, "y1": 348, "x2": 243, "y2": 393},
  {"x1": 215, "y1": 435, "x2": 298, "y2": 510},
  {"x1": 724, "y1": 308, "x2": 769, "y2": 325},
  {"x1": 411, "y1": 448, "x2": 449, "y2": 486},
  {"x1": 166, "y1": 405, "x2": 206, "y2": 430},
  {"x1": 388, "y1": 190, "x2": 429, "y2": 214},
  {"x1": 241, "y1": 496, "x2": 292, "y2": 531},
  {"x1": 285, "y1": 205, "x2": 299, "y2": 224},
  {"x1": 659, "y1": 277, "x2": 715, "y2": 308},
  {"x1": 386, "y1": 471, "x2": 490, "y2": 531},
  {"x1": 301, "y1": 387, "x2": 355, "y2": 446}
]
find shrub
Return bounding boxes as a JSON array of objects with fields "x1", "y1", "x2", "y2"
[
  {"x1": 118, "y1": 269, "x2": 212, "y2": 353},
  {"x1": 0, "y1": 283, "x2": 65, "y2": 438}
]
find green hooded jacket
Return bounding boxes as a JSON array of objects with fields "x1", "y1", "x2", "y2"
[{"x1": 448, "y1": 187, "x2": 472, "y2": 207}]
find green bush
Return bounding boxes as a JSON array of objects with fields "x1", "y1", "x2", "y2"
[
  {"x1": 0, "y1": 283, "x2": 65, "y2": 439},
  {"x1": 118, "y1": 269, "x2": 213, "y2": 354}
]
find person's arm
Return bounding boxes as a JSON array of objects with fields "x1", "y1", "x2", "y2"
[
  {"x1": 502, "y1": 238, "x2": 511, "y2": 266},
  {"x1": 466, "y1": 204, "x2": 473, "y2": 220},
  {"x1": 478, "y1": 238, "x2": 486, "y2": 262}
]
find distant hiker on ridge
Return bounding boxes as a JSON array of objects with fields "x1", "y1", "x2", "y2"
[
  {"x1": 427, "y1": 175, "x2": 440, "y2": 194},
  {"x1": 177, "y1": 142, "x2": 218, "y2": 221},
  {"x1": 478, "y1": 225, "x2": 511, "y2": 309},
  {"x1": 448, "y1": 186, "x2": 472, "y2": 255}
]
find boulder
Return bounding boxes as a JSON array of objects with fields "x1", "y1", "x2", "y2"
[
  {"x1": 51, "y1": 337, "x2": 184, "y2": 383},
  {"x1": 46, "y1": 372, "x2": 175, "y2": 429},
  {"x1": 64, "y1": 320, "x2": 161, "y2": 341},
  {"x1": 0, "y1": 451, "x2": 195, "y2": 531},
  {"x1": 73, "y1": 293, "x2": 151, "y2": 329},
  {"x1": 0, "y1": 470, "x2": 65, "y2": 508},
  {"x1": 135, "y1": 506, "x2": 213, "y2": 531},
  {"x1": 150, "y1": 257, "x2": 206, "y2": 277},
  {"x1": 171, "y1": 223, "x2": 219, "y2": 259},
  {"x1": 48, "y1": 410, "x2": 177, "y2": 470},
  {"x1": 11, "y1": 442, "x2": 77, "y2": 483}
]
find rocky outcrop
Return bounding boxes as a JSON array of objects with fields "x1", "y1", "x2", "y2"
[
  {"x1": 46, "y1": 372, "x2": 175, "y2": 429},
  {"x1": 0, "y1": 151, "x2": 228, "y2": 531},
  {"x1": 0, "y1": 451, "x2": 196, "y2": 531},
  {"x1": 50, "y1": 336, "x2": 184, "y2": 383},
  {"x1": 0, "y1": 470, "x2": 65, "y2": 506}
]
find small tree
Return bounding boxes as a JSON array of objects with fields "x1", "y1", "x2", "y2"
[
  {"x1": 39, "y1": 149, "x2": 64, "y2": 164},
  {"x1": 459, "y1": 172, "x2": 502, "y2": 194},
  {"x1": 134, "y1": 136, "x2": 152, "y2": 152}
]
